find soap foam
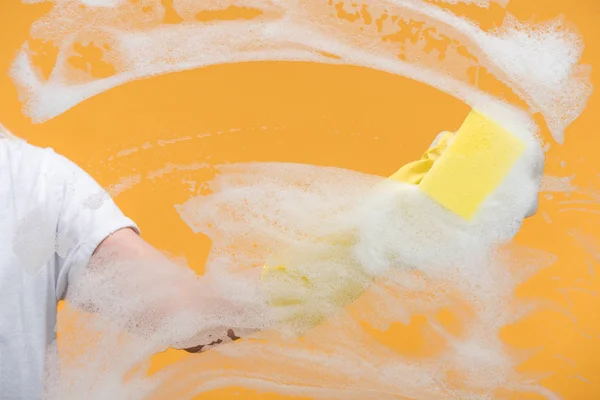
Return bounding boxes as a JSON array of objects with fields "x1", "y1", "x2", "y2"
[
  {"x1": 10, "y1": 0, "x2": 591, "y2": 399},
  {"x1": 10, "y1": 0, "x2": 592, "y2": 142},
  {"x1": 41, "y1": 156, "x2": 556, "y2": 399},
  {"x1": 429, "y1": 0, "x2": 509, "y2": 7},
  {"x1": 46, "y1": 254, "x2": 271, "y2": 400},
  {"x1": 170, "y1": 160, "x2": 555, "y2": 399}
]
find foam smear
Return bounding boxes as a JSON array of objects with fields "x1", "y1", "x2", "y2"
[
  {"x1": 169, "y1": 155, "x2": 554, "y2": 399},
  {"x1": 44, "y1": 150, "x2": 560, "y2": 399},
  {"x1": 13, "y1": 0, "x2": 589, "y2": 399},
  {"x1": 11, "y1": 0, "x2": 592, "y2": 143},
  {"x1": 46, "y1": 253, "x2": 272, "y2": 400},
  {"x1": 429, "y1": 0, "x2": 510, "y2": 7}
]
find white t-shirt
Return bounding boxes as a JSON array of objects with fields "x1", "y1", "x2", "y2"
[{"x1": 0, "y1": 137, "x2": 138, "y2": 399}]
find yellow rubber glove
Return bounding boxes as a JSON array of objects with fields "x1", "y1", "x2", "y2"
[
  {"x1": 262, "y1": 110, "x2": 527, "y2": 334},
  {"x1": 390, "y1": 131, "x2": 454, "y2": 185},
  {"x1": 261, "y1": 133, "x2": 456, "y2": 335},
  {"x1": 261, "y1": 232, "x2": 371, "y2": 334}
]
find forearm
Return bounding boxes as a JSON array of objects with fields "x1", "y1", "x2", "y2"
[{"x1": 68, "y1": 228, "x2": 266, "y2": 353}]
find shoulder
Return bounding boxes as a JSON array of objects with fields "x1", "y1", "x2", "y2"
[
  {"x1": 3, "y1": 139, "x2": 90, "y2": 184},
  {"x1": 1, "y1": 139, "x2": 102, "y2": 214},
  {"x1": 1, "y1": 138, "x2": 61, "y2": 172},
  {"x1": 1, "y1": 139, "x2": 55, "y2": 196}
]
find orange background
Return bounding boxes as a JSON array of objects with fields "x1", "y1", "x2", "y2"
[{"x1": 1, "y1": 0, "x2": 600, "y2": 398}]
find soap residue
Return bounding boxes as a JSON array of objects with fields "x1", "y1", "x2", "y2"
[
  {"x1": 430, "y1": 0, "x2": 509, "y2": 7},
  {"x1": 9, "y1": 0, "x2": 594, "y2": 399},
  {"x1": 47, "y1": 159, "x2": 557, "y2": 399},
  {"x1": 11, "y1": 0, "x2": 591, "y2": 142}
]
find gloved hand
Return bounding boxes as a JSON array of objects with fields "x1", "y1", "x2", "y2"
[
  {"x1": 261, "y1": 133, "x2": 458, "y2": 335},
  {"x1": 261, "y1": 110, "x2": 541, "y2": 335},
  {"x1": 261, "y1": 231, "x2": 372, "y2": 335},
  {"x1": 390, "y1": 130, "x2": 455, "y2": 185}
]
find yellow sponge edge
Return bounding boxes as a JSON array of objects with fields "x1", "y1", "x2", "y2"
[{"x1": 418, "y1": 110, "x2": 526, "y2": 220}]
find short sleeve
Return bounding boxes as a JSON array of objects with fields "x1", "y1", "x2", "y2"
[{"x1": 46, "y1": 148, "x2": 139, "y2": 300}]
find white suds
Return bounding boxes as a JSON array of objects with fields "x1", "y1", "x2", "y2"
[{"x1": 10, "y1": 1, "x2": 591, "y2": 399}]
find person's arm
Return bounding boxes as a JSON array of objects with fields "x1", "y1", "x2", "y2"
[
  {"x1": 89, "y1": 227, "x2": 258, "y2": 353},
  {"x1": 39, "y1": 143, "x2": 264, "y2": 354}
]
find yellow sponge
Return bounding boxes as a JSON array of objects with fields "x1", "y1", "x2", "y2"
[{"x1": 418, "y1": 110, "x2": 525, "y2": 220}]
